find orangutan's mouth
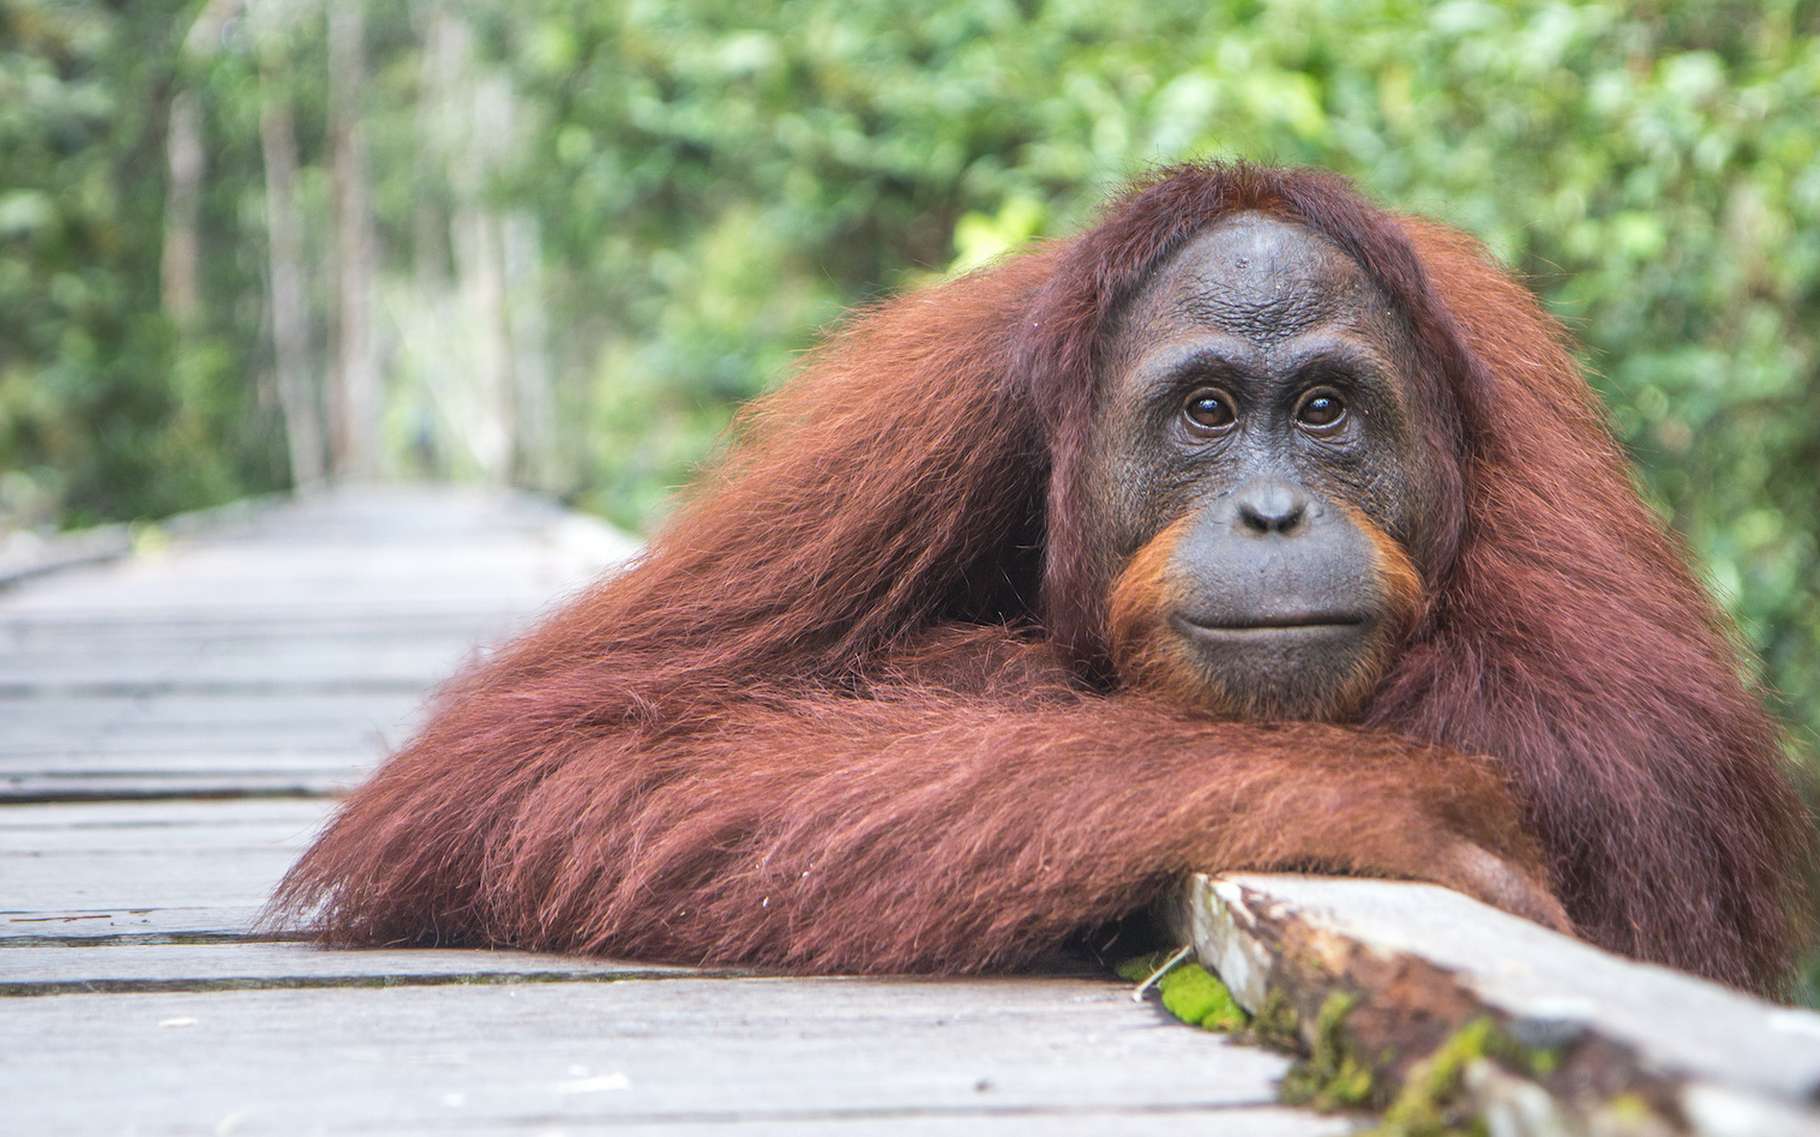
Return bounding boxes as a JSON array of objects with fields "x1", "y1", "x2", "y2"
[{"x1": 1174, "y1": 613, "x2": 1367, "y2": 637}]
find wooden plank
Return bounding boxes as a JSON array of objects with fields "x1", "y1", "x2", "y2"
[
  {"x1": 0, "y1": 496, "x2": 281, "y2": 591},
  {"x1": 2, "y1": 728, "x2": 402, "y2": 756},
  {"x1": 1, "y1": 676, "x2": 443, "y2": 697},
  {"x1": 0, "y1": 803, "x2": 320, "y2": 940},
  {"x1": 1, "y1": 800, "x2": 326, "y2": 920},
  {"x1": 4, "y1": 847, "x2": 302, "y2": 910},
  {"x1": 0, "y1": 610, "x2": 533, "y2": 640},
  {"x1": 2, "y1": 905, "x2": 266, "y2": 943},
  {"x1": 3, "y1": 561, "x2": 598, "y2": 601},
  {"x1": 0, "y1": 977, "x2": 1354, "y2": 1137},
  {"x1": 0, "y1": 673, "x2": 447, "y2": 698},
  {"x1": 1, "y1": 749, "x2": 366, "y2": 780},
  {"x1": 0, "y1": 682, "x2": 416, "y2": 799},
  {"x1": 2, "y1": 533, "x2": 557, "y2": 596},
  {"x1": 0, "y1": 523, "x2": 133, "y2": 588},
  {"x1": 0, "y1": 691, "x2": 425, "y2": 725},
  {"x1": 0, "y1": 577, "x2": 597, "y2": 618},
  {"x1": 0, "y1": 771, "x2": 358, "y2": 802},
  {"x1": 0, "y1": 493, "x2": 589, "y2": 806},
  {"x1": 2, "y1": 729, "x2": 397, "y2": 755},
  {"x1": 0, "y1": 941, "x2": 701, "y2": 994},
  {"x1": 1171, "y1": 873, "x2": 1820, "y2": 1137},
  {"x1": 0, "y1": 641, "x2": 491, "y2": 692},
  {"x1": 0, "y1": 490, "x2": 1360, "y2": 1135},
  {"x1": 1, "y1": 727, "x2": 406, "y2": 760},
  {"x1": 2, "y1": 550, "x2": 600, "y2": 591},
  {"x1": 415, "y1": 1114, "x2": 1352, "y2": 1137},
  {"x1": 0, "y1": 798, "x2": 333, "y2": 844},
  {"x1": 0, "y1": 577, "x2": 596, "y2": 613},
  {"x1": 0, "y1": 691, "x2": 429, "y2": 768}
]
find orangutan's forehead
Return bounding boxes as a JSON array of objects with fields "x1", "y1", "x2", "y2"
[{"x1": 1121, "y1": 212, "x2": 1388, "y2": 348}]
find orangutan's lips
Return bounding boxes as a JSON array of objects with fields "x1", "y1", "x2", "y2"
[{"x1": 1174, "y1": 614, "x2": 1367, "y2": 637}]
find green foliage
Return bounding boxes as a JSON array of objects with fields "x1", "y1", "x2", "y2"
[
  {"x1": 487, "y1": 0, "x2": 1820, "y2": 744},
  {"x1": 2, "y1": 1, "x2": 1818, "y2": 861},
  {"x1": 0, "y1": 0, "x2": 286, "y2": 525}
]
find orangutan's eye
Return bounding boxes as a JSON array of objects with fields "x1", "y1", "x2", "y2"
[
  {"x1": 1295, "y1": 388, "x2": 1347, "y2": 435},
  {"x1": 1183, "y1": 388, "x2": 1238, "y2": 436}
]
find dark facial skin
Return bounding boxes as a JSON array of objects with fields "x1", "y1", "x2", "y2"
[{"x1": 1090, "y1": 212, "x2": 1444, "y2": 720}]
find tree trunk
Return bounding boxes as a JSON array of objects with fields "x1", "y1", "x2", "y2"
[
  {"x1": 504, "y1": 211, "x2": 554, "y2": 489},
  {"x1": 327, "y1": 1, "x2": 382, "y2": 480},
  {"x1": 160, "y1": 91, "x2": 205, "y2": 329},
  {"x1": 419, "y1": 11, "x2": 517, "y2": 482},
  {"x1": 448, "y1": 51, "x2": 515, "y2": 482},
  {"x1": 258, "y1": 72, "x2": 325, "y2": 488},
  {"x1": 164, "y1": 0, "x2": 248, "y2": 332}
]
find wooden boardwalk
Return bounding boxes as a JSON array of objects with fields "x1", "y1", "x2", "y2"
[{"x1": 1, "y1": 486, "x2": 1351, "y2": 1136}]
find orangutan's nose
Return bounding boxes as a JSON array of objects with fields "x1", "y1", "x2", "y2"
[{"x1": 1234, "y1": 479, "x2": 1309, "y2": 536}]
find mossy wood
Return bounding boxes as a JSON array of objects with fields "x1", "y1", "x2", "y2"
[{"x1": 1168, "y1": 872, "x2": 1820, "y2": 1136}]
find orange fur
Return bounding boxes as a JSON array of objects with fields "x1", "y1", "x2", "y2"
[{"x1": 1106, "y1": 516, "x2": 1207, "y2": 707}]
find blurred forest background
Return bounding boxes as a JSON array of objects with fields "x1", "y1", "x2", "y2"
[{"x1": 2, "y1": 0, "x2": 1817, "y2": 760}]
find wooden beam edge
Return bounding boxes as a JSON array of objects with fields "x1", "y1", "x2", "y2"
[{"x1": 1165, "y1": 872, "x2": 1820, "y2": 1137}]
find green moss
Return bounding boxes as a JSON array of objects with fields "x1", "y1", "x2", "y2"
[
  {"x1": 1598, "y1": 1093, "x2": 1659, "y2": 1127},
  {"x1": 1523, "y1": 1046, "x2": 1560, "y2": 1078},
  {"x1": 1116, "y1": 953, "x2": 1250, "y2": 1033},
  {"x1": 1250, "y1": 988, "x2": 1302, "y2": 1048},
  {"x1": 1159, "y1": 963, "x2": 1250, "y2": 1031},
  {"x1": 1368, "y1": 1017, "x2": 1495, "y2": 1137},
  {"x1": 1280, "y1": 993, "x2": 1375, "y2": 1110}
]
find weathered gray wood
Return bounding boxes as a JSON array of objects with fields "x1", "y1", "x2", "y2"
[
  {"x1": 5, "y1": 848, "x2": 302, "y2": 911},
  {"x1": 0, "y1": 977, "x2": 1356, "y2": 1136},
  {"x1": 0, "y1": 491, "x2": 627, "y2": 622},
  {"x1": 10, "y1": 496, "x2": 551, "y2": 774},
  {"x1": 2, "y1": 905, "x2": 267, "y2": 943},
  {"x1": 0, "y1": 523, "x2": 133, "y2": 588},
  {"x1": 0, "y1": 770, "x2": 359, "y2": 802},
  {"x1": 0, "y1": 798, "x2": 333, "y2": 839},
  {"x1": 0, "y1": 681, "x2": 385, "y2": 794},
  {"x1": 414, "y1": 1115, "x2": 1349, "y2": 1137},
  {"x1": 0, "y1": 686, "x2": 416, "y2": 800},
  {"x1": 0, "y1": 749, "x2": 363, "y2": 774},
  {"x1": 2, "y1": 726, "x2": 403, "y2": 753},
  {"x1": 2, "y1": 800, "x2": 330, "y2": 923},
  {"x1": 0, "y1": 641, "x2": 490, "y2": 692},
  {"x1": 0, "y1": 691, "x2": 426, "y2": 727},
  {"x1": 0, "y1": 941, "x2": 701, "y2": 994},
  {"x1": 0, "y1": 489, "x2": 1352, "y2": 1135},
  {"x1": 0, "y1": 496, "x2": 285, "y2": 591},
  {"x1": 1172, "y1": 872, "x2": 1820, "y2": 1137},
  {"x1": 0, "y1": 546, "x2": 608, "y2": 613},
  {"x1": 0, "y1": 489, "x2": 622, "y2": 807},
  {"x1": 0, "y1": 610, "x2": 531, "y2": 641}
]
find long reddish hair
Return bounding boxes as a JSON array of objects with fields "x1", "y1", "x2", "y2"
[{"x1": 273, "y1": 163, "x2": 1811, "y2": 995}]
